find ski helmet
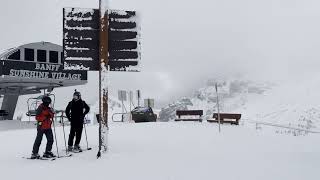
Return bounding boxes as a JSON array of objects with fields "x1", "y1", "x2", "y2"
[
  {"x1": 73, "y1": 90, "x2": 81, "y2": 100},
  {"x1": 42, "y1": 96, "x2": 52, "y2": 104}
]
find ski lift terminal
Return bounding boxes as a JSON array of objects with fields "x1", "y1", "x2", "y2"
[{"x1": 0, "y1": 42, "x2": 88, "y2": 119}]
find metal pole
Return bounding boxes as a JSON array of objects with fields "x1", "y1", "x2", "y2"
[
  {"x1": 50, "y1": 95, "x2": 60, "y2": 157},
  {"x1": 61, "y1": 112, "x2": 68, "y2": 155},
  {"x1": 83, "y1": 116, "x2": 92, "y2": 150},
  {"x1": 215, "y1": 83, "x2": 221, "y2": 133},
  {"x1": 52, "y1": 115, "x2": 60, "y2": 158},
  {"x1": 129, "y1": 91, "x2": 132, "y2": 121},
  {"x1": 137, "y1": 90, "x2": 140, "y2": 107},
  {"x1": 121, "y1": 98, "x2": 124, "y2": 122},
  {"x1": 121, "y1": 99, "x2": 124, "y2": 114}
]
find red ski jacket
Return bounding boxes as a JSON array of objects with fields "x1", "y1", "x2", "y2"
[{"x1": 35, "y1": 104, "x2": 54, "y2": 129}]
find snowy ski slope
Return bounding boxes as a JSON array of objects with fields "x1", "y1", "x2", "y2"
[{"x1": 0, "y1": 122, "x2": 319, "y2": 180}]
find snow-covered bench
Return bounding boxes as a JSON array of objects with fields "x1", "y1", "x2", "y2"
[
  {"x1": 207, "y1": 113, "x2": 241, "y2": 125},
  {"x1": 175, "y1": 110, "x2": 203, "y2": 122}
]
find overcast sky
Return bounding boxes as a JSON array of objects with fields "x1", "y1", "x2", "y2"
[{"x1": 1, "y1": 0, "x2": 320, "y2": 107}]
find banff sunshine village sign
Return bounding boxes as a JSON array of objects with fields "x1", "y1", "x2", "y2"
[{"x1": 5, "y1": 61, "x2": 84, "y2": 81}]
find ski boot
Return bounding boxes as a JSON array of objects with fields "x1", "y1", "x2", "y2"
[
  {"x1": 43, "y1": 151, "x2": 56, "y2": 158},
  {"x1": 73, "y1": 144, "x2": 82, "y2": 153},
  {"x1": 30, "y1": 153, "x2": 40, "y2": 159},
  {"x1": 67, "y1": 145, "x2": 73, "y2": 152}
]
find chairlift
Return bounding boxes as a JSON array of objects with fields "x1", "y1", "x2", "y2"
[{"x1": 26, "y1": 93, "x2": 56, "y2": 122}]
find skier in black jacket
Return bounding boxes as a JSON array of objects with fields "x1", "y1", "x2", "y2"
[{"x1": 65, "y1": 90, "x2": 90, "y2": 152}]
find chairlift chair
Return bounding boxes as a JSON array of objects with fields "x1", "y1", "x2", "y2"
[{"x1": 26, "y1": 93, "x2": 56, "y2": 122}]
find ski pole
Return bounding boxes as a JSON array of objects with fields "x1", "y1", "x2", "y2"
[
  {"x1": 83, "y1": 116, "x2": 92, "y2": 150},
  {"x1": 61, "y1": 112, "x2": 68, "y2": 155},
  {"x1": 52, "y1": 115, "x2": 60, "y2": 158}
]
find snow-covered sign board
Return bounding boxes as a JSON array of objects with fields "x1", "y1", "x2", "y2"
[
  {"x1": 108, "y1": 10, "x2": 141, "y2": 72},
  {"x1": 63, "y1": 8, "x2": 141, "y2": 72},
  {"x1": 118, "y1": 90, "x2": 127, "y2": 101},
  {"x1": 63, "y1": 8, "x2": 100, "y2": 71}
]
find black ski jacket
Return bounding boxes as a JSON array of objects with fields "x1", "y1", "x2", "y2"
[{"x1": 65, "y1": 99, "x2": 90, "y2": 126}]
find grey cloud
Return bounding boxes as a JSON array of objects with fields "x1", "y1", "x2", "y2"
[{"x1": 1, "y1": 0, "x2": 320, "y2": 107}]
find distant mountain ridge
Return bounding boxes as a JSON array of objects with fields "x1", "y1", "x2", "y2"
[
  {"x1": 159, "y1": 77, "x2": 320, "y2": 133},
  {"x1": 159, "y1": 79, "x2": 273, "y2": 121}
]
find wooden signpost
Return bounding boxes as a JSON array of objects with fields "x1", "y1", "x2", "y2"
[{"x1": 63, "y1": 0, "x2": 141, "y2": 158}]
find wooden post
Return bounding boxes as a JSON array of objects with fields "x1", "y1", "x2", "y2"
[
  {"x1": 97, "y1": 0, "x2": 109, "y2": 158},
  {"x1": 99, "y1": 0, "x2": 109, "y2": 123}
]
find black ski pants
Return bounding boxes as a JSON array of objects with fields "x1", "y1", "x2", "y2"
[
  {"x1": 68, "y1": 124, "x2": 83, "y2": 146},
  {"x1": 32, "y1": 127, "x2": 54, "y2": 154}
]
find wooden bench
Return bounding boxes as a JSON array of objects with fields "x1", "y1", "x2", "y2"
[
  {"x1": 175, "y1": 110, "x2": 203, "y2": 122},
  {"x1": 207, "y1": 113, "x2": 241, "y2": 125}
]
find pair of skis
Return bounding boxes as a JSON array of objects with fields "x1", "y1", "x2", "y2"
[
  {"x1": 23, "y1": 154, "x2": 72, "y2": 161},
  {"x1": 23, "y1": 157, "x2": 57, "y2": 161},
  {"x1": 66, "y1": 147, "x2": 92, "y2": 154},
  {"x1": 23, "y1": 144, "x2": 93, "y2": 161}
]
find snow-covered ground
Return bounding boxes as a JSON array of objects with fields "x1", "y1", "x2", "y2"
[{"x1": 0, "y1": 121, "x2": 319, "y2": 180}]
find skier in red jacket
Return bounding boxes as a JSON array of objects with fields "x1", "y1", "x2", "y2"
[{"x1": 31, "y1": 96, "x2": 56, "y2": 159}]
